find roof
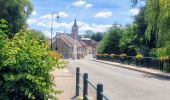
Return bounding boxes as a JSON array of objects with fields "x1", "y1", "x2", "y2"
[
  {"x1": 81, "y1": 39, "x2": 98, "y2": 47},
  {"x1": 81, "y1": 38, "x2": 91, "y2": 40},
  {"x1": 56, "y1": 33, "x2": 84, "y2": 48}
]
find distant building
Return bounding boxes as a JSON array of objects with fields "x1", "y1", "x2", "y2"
[{"x1": 52, "y1": 19, "x2": 97, "y2": 59}]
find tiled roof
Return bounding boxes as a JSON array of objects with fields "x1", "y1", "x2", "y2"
[
  {"x1": 81, "y1": 39, "x2": 97, "y2": 47},
  {"x1": 56, "y1": 33, "x2": 84, "y2": 48}
]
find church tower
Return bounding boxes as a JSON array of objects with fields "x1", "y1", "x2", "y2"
[
  {"x1": 71, "y1": 19, "x2": 78, "y2": 39},
  {"x1": 72, "y1": 19, "x2": 78, "y2": 59}
]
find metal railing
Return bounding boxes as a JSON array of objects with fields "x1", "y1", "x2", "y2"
[
  {"x1": 76, "y1": 67, "x2": 109, "y2": 100},
  {"x1": 96, "y1": 55, "x2": 170, "y2": 71}
]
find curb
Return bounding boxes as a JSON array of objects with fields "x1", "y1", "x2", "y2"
[{"x1": 92, "y1": 60, "x2": 170, "y2": 79}]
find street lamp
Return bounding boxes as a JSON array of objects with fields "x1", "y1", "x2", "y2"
[{"x1": 51, "y1": 12, "x2": 60, "y2": 50}]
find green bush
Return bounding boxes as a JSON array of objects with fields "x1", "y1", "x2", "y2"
[
  {"x1": 0, "y1": 21, "x2": 61, "y2": 99},
  {"x1": 135, "y1": 53, "x2": 144, "y2": 59}
]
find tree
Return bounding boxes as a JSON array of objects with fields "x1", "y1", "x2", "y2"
[
  {"x1": 132, "y1": 0, "x2": 170, "y2": 51},
  {"x1": 119, "y1": 24, "x2": 137, "y2": 56},
  {"x1": 91, "y1": 32, "x2": 103, "y2": 42},
  {"x1": 97, "y1": 25, "x2": 121, "y2": 54},
  {"x1": 133, "y1": 7, "x2": 152, "y2": 56},
  {"x1": 83, "y1": 30, "x2": 94, "y2": 38},
  {"x1": 0, "y1": 0, "x2": 33, "y2": 37},
  {"x1": 144, "y1": 0, "x2": 170, "y2": 47}
]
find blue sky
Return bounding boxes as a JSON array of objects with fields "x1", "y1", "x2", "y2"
[{"x1": 27, "y1": 0, "x2": 144, "y2": 38}]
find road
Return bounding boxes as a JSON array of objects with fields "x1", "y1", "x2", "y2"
[{"x1": 67, "y1": 56, "x2": 170, "y2": 100}]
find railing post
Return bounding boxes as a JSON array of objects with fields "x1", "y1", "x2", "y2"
[
  {"x1": 76, "y1": 67, "x2": 80, "y2": 97},
  {"x1": 97, "y1": 84, "x2": 103, "y2": 100},
  {"x1": 83, "y1": 73, "x2": 88, "y2": 100}
]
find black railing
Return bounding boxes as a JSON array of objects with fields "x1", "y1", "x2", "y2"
[
  {"x1": 76, "y1": 67, "x2": 109, "y2": 100},
  {"x1": 97, "y1": 55, "x2": 170, "y2": 71}
]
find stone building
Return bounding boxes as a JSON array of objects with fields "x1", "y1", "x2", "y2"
[{"x1": 52, "y1": 19, "x2": 97, "y2": 59}]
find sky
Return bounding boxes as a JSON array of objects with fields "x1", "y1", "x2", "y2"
[{"x1": 27, "y1": 0, "x2": 145, "y2": 38}]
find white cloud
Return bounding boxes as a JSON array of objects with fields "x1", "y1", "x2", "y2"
[
  {"x1": 85, "y1": 4, "x2": 93, "y2": 9},
  {"x1": 94, "y1": 11, "x2": 113, "y2": 18},
  {"x1": 27, "y1": 18, "x2": 38, "y2": 24},
  {"x1": 129, "y1": 8, "x2": 140, "y2": 16},
  {"x1": 72, "y1": 0, "x2": 86, "y2": 7},
  {"x1": 40, "y1": 12, "x2": 69, "y2": 20},
  {"x1": 27, "y1": 16, "x2": 111, "y2": 34},
  {"x1": 31, "y1": 10, "x2": 37, "y2": 16},
  {"x1": 36, "y1": 19, "x2": 111, "y2": 33},
  {"x1": 72, "y1": 0, "x2": 93, "y2": 9},
  {"x1": 78, "y1": 21, "x2": 111, "y2": 32}
]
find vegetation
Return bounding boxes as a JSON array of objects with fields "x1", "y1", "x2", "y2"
[
  {"x1": 97, "y1": 24, "x2": 121, "y2": 54},
  {"x1": 0, "y1": 0, "x2": 33, "y2": 37},
  {"x1": 0, "y1": 19, "x2": 62, "y2": 99},
  {"x1": 82, "y1": 30, "x2": 103, "y2": 42},
  {"x1": 97, "y1": 0, "x2": 170, "y2": 71}
]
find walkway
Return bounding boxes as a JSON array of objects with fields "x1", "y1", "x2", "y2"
[{"x1": 52, "y1": 67, "x2": 76, "y2": 100}]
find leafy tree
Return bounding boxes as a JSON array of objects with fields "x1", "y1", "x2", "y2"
[
  {"x1": 132, "y1": 0, "x2": 170, "y2": 56},
  {"x1": 97, "y1": 25, "x2": 121, "y2": 54},
  {"x1": 83, "y1": 30, "x2": 94, "y2": 38},
  {"x1": 91, "y1": 32, "x2": 103, "y2": 42},
  {"x1": 119, "y1": 24, "x2": 137, "y2": 56},
  {"x1": 0, "y1": 19, "x2": 9, "y2": 34},
  {"x1": 0, "y1": 22, "x2": 61, "y2": 99},
  {"x1": 0, "y1": 0, "x2": 33, "y2": 37},
  {"x1": 144, "y1": 0, "x2": 170, "y2": 48},
  {"x1": 132, "y1": 7, "x2": 152, "y2": 56}
]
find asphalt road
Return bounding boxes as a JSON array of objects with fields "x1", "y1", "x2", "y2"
[{"x1": 67, "y1": 57, "x2": 170, "y2": 100}]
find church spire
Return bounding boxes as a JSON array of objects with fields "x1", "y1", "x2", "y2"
[
  {"x1": 73, "y1": 18, "x2": 78, "y2": 27},
  {"x1": 71, "y1": 18, "x2": 79, "y2": 39}
]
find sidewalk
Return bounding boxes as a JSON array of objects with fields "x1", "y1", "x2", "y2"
[
  {"x1": 52, "y1": 67, "x2": 76, "y2": 100},
  {"x1": 92, "y1": 59, "x2": 170, "y2": 78}
]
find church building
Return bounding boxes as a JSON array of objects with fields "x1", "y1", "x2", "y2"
[{"x1": 52, "y1": 19, "x2": 97, "y2": 59}]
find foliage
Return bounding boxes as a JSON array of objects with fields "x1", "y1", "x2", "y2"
[
  {"x1": 0, "y1": 0, "x2": 33, "y2": 36},
  {"x1": 83, "y1": 30, "x2": 94, "y2": 38},
  {"x1": 119, "y1": 24, "x2": 137, "y2": 56},
  {"x1": 120, "y1": 54, "x2": 127, "y2": 58},
  {"x1": 97, "y1": 24, "x2": 121, "y2": 54},
  {"x1": 166, "y1": 41, "x2": 170, "y2": 57},
  {"x1": 0, "y1": 19, "x2": 9, "y2": 34},
  {"x1": 110, "y1": 54, "x2": 115, "y2": 57},
  {"x1": 103, "y1": 54, "x2": 109, "y2": 56},
  {"x1": 91, "y1": 32, "x2": 103, "y2": 42},
  {"x1": 144, "y1": 0, "x2": 170, "y2": 48},
  {"x1": 0, "y1": 23, "x2": 62, "y2": 99},
  {"x1": 153, "y1": 48, "x2": 167, "y2": 58},
  {"x1": 135, "y1": 53, "x2": 144, "y2": 59},
  {"x1": 83, "y1": 30, "x2": 103, "y2": 42}
]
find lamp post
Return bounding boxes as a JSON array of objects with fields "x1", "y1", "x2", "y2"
[{"x1": 51, "y1": 12, "x2": 59, "y2": 50}]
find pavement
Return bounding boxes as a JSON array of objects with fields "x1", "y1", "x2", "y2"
[
  {"x1": 52, "y1": 67, "x2": 76, "y2": 100},
  {"x1": 93, "y1": 59, "x2": 170, "y2": 78}
]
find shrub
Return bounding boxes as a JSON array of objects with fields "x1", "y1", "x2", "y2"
[
  {"x1": 160, "y1": 56, "x2": 169, "y2": 61},
  {"x1": 0, "y1": 26, "x2": 62, "y2": 99},
  {"x1": 110, "y1": 54, "x2": 115, "y2": 57},
  {"x1": 135, "y1": 53, "x2": 144, "y2": 59},
  {"x1": 103, "y1": 54, "x2": 109, "y2": 56},
  {"x1": 120, "y1": 54, "x2": 127, "y2": 58}
]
